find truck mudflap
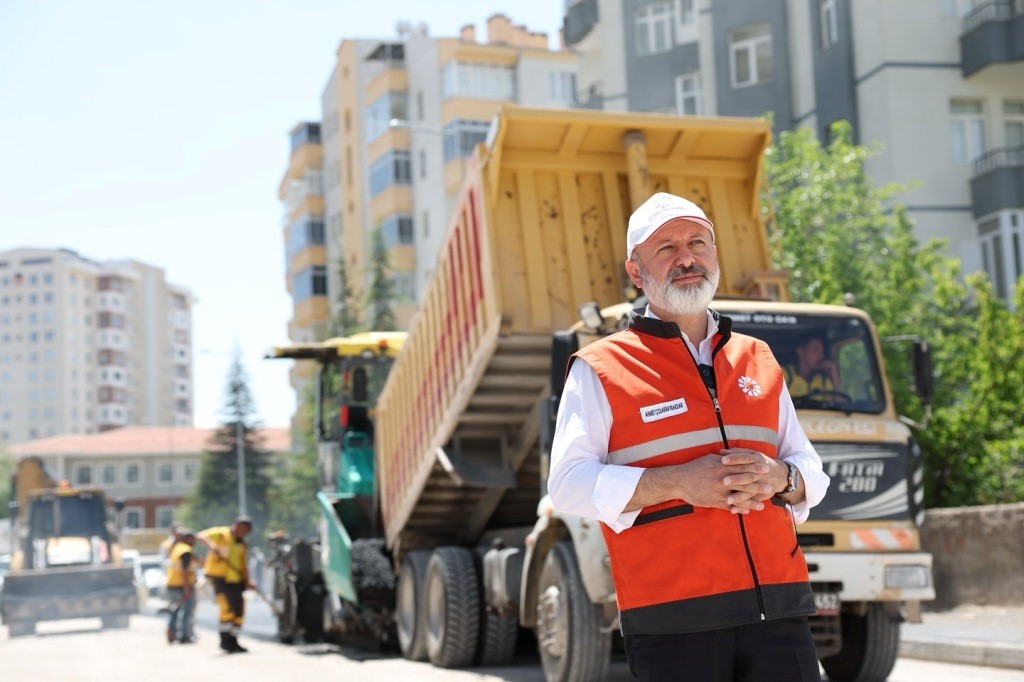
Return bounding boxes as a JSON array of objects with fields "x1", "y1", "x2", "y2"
[
  {"x1": 804, "y1": 551, "x2": 935, "y2": 602},
  {"x1": 1, "y1": 565, "x2": 138, "y2": 625}
]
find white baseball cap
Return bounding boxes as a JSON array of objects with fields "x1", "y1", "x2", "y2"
[{"x1": 627, "y1": 192, "x2": 715, "y2": 258}]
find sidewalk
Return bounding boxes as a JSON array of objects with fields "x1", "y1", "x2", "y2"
[{"x1": 900, "y1": 604, "x2": 1024, "y2": 671}]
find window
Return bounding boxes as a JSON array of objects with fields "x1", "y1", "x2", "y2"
[
  {"x1": 416, "y1": 90, "x2": 424, "y2": 121},
  {"x1": 1004, "y1": 100, "x2": 1024, "y2": 147},
  {"x1": 443, "y1": 120, "x2": 491, "y2": 162},
  {"x1": 549, "y1": 71, "x2": 577, "y2": 103},
  {"x1": 182, "y1": 460, "x2": 198, "y2": 484},
  {"x1": 156, "y1": 505, "x2": 175, "y2": 529},
  {"x1": 124, "y1": 462, "x2": 141, "y2": 486},
  {"x1": 287, "y1": 216, "x2": 326, "y2": 260},
  {"x1": 369, "y1": 150, "x2": 412, "y2": 197},
  {"x1": 101, "y1": 463, "x2": 117, "y2": 485},
  {"x1": 293, "y1": 265, "x2": 328, "y2": 302},
  {"x1": 157, "y1": 462, "x2": 174, "y2": 484},
  {"x1": 729, "y1": 23, "x2": 773, "y2": 87},
  {"x1": 675, "y1": 73, "x2": 704, "y2": 115},
  {"x1": 418, "y1": 149, "x2": 427, "y2": 178},
  {"x1": 820, "y1": 0, "x2": 838, "y2": 49},
  {"x1": 635, "y1": 1, "x2": 674, "y2": 56},
  {"x1": 950, "y1": 99, "x2": 985, "y2": 163},
  {"x1": 381, "y1": 214, "x2": 415, "y2": 246},
  {"x1": 977, "y1": 210, "x2": 1024, "y2": 302},
  {"x1": 364, "y1": 91, "x2": 409, "y2": 142},
  {"x1": 74, "y1": 464, "x2": 92, "y2": 485},
  {"x1": 441, "y1": 61, "x2": 516, "y2": 100},
  {"x1": 123, "y1": 507, "x2": 143, "y2": 529},
  {"x1": 289, "y1": 122, "x2": 321, "y2": 151}
]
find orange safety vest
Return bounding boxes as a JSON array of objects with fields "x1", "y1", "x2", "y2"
[{"x1": 574, "y1": 312, "x2": 815, "y2": 635}]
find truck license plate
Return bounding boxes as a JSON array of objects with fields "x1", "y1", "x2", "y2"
[{"x1": 813, "y1": 591, "x2": 841, "y2": 615}]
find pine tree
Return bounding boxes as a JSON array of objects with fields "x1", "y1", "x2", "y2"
[
  {"x1": 366, "y1": 224, "x2": 398, "y2": 331},
  {"x1": 331, "y1": 254, "x2": 362, "y2": 337},
  {"x1": 181, "y1": 349, "x2": 275, "y2": 534}
]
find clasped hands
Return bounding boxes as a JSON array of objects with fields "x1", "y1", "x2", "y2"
[{"x1": 677, "y1": 447, "x2": 788, "y2": 514}]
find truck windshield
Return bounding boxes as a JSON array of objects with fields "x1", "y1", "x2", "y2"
[
  {"x1": 27, "y1": 494, "x2": 110, "y2": 540},
  {"x1": 727, "y1": 311, "x2": 886, "y2": 414}
]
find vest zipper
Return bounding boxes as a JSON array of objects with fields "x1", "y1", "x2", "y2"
[{"x1": 685, "y1": 343, "x2": 768, "y2": 621}]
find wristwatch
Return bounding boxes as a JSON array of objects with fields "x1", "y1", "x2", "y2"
[{"x1": 781, "y1": 461, "x2": 800, "y2": 495}]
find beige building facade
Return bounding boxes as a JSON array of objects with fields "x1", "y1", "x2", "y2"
[{"x1": 0, "y1": 248, "x2": 194, "y2": 445}]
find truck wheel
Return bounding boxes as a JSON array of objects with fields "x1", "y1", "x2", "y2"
[
  {"x1": 101, "y1": 615, "x2": 130, "y2": 629},
  {"x1": 8, "y1": 622, "x2": 35, "y2": 637},
  {"x1": 396, "y1": 550, "x2": 430, "y2": 661},
  {"x1": 477, "y1": 605, "x2": 518, "y2": 666},
  {"x1": 820, "y1": 603, "x2": 900, "y2": 682},
  {"x1": 277, "y1": 579, "x2": 298, "y2": 644},
  {"x1": 537, "y1": 542, "x2": 610, "y2": 682},
  {"x1": 425, "y1": 546, "x2": 480, "y2": 668}
]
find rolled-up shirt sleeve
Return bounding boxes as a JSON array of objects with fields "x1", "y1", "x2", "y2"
[
  {"x1": 547, "y1": 359, "x2": 643, "y2": 533},
  {"x1": 777, "y1": 381, "x2": 830, "y2": 523}
]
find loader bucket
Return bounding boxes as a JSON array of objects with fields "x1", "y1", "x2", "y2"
[{"x1": 1, "y1": 564, "x2": 138, "y2": 626}]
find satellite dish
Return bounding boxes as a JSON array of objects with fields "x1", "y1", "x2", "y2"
[{"x1": 395, "y1": 20, "x2": 412, "y2": 37}]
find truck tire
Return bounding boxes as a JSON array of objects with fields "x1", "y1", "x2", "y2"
[
  {"x1": 820, "y1": 604, "x2": 900, "y2": 682},
  {"x1": 537, "y1": 542, "x2": 610, "y2": 682},
  {"x1": 425, "y1": 546, "x2": 480, "y2": 668},
  {"x1": 396, "y1": 550, "x2": 430, "y2": 661},
  {"x1": 477, "y1": 605, "x2": 518, "y2": 666}
]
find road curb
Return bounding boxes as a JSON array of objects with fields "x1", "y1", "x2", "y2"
[{"x1": 900, "y1": 638, "x2": 1024, "y2": 671}]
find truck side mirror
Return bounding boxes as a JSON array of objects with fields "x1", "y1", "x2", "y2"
[{"x1": 912, "y1": 339, "x2": 933, "y2": 406}]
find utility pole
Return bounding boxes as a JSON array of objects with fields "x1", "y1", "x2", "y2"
[{"x1": 235, "y1": 418, "x2": 247, "y2": 516}]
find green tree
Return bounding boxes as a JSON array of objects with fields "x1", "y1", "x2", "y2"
[
  {"x1": 365, "y1": 225, "x2": 398, "y2": 331},
  {"x1": 267, "y1": 381, "x2": 320, "y2": 539},
  {"x1": 0, "y1": 445, "x2": 14, "y2": 520},
  {"x1": 331, "y1": 254, "x2": 362, "y2": 338},
  {"x1": 765, "y1": 121, "x2": 1024, "y2": 507},
  {"x1": 181, "y1": 350, "x2": 275, "y2": 534}
]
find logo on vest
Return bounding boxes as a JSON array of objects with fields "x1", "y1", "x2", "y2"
[
  {"x1": 639, "y1": 397, "x2": 688, "y2": 423},
  {"x1": 738, "y1": 376, "x2": 762, "y2": 396}
]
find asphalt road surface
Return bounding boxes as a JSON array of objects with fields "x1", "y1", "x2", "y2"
[{"x1": 1, "y1": 595, "x2": 1022, "y2": 681}]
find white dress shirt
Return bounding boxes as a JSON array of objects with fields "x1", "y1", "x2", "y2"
[{"x1": 548, "y1": 309, "x2": 829, "y2": 533}]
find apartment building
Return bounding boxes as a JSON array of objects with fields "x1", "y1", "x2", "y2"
[
  {"x1": 563, "y1": 0, "x2": 1024, "y2": 301},
  {"x1": 307, "y1": 14, "x2": 577, "y2": 332},
  {"x1": 9, "y1": 426, "x2": 290, "y2": 531},
  {"x1": 0, "y1": 248, "x2": 194, "y2": 444}
]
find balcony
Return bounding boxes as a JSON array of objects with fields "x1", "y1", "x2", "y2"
[
  {"x1": 970, "y1": 145, "x2": 1024, "y2": 216},
  {"x1": 960, "y1": 0, "x2": 1024, "y2": 76},
  {"x1": 563, "y1": 0, "x2": 599, "y2": 47}
]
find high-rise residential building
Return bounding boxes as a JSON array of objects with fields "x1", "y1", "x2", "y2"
[
  {"x1": 287, "y1": 14, "x2": 577, "y2": 335},
  {"x1": 0, "y1": 248, "x2": 194, "y2": 444},
  {"x1": 278, "y1": 14, "x2": 578, "y2": 415},
  {"x1": 563, "y1": 0, "x2": 1024, "y2": 302}
]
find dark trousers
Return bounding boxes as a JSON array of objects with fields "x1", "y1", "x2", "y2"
[{"x1": 624, "y1": 616, "x2": 821, "y2": 682}]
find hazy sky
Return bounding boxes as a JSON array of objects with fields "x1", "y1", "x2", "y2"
[{"x1": 0, "y1": 1, "x2": 565, "y2": 428}]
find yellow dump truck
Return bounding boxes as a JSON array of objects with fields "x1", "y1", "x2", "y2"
[
  {"x1": 2, "y1": 457, "x2": 138, "y2": 637},
  {"x1": 273, "y1": 106, "x2": 935, "y2": 682}
]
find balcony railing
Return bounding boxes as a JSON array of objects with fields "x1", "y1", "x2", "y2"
[
  {"x1": 973, "y1": 144, "x2": 1024, "y2": 176},
  {"x1": 963, "y1": 0, "x2": 1023, "y2": 33}
]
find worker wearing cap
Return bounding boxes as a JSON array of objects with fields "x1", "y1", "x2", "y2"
[
  {"x1": 198, "y1": 516, "x2": 253, "y2": 654},
  {"x1": 164, "y1": 529, "x2": 198, "y2": 644},
  {"x1": 548, "y1": 192, "x2": 829, "y2": 680}
]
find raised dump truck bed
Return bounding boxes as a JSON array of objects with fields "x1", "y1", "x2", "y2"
[{"x1": 376, "y1": 106, "x2": 782, "y2": 553}]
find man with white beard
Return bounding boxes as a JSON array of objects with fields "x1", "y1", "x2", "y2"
[{"x1": 548, "y1": 192, "x2": 829, "y2": 682}]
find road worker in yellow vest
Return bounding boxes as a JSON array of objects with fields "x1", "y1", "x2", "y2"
[
  {"x1": 164, "y1": 529, "x2": 198, "y2": 644},
  {"x1": 198, "y1": 516, "x2": 253, "y2": 654}
]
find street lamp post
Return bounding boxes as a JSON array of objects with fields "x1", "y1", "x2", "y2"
[{"x1": 236, "y1": 418, "x2": 247, "y2": 517}]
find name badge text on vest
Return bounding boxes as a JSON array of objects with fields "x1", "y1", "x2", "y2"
[{"x1": 639, "y1": 398, "x2": 688, "y2": 423}]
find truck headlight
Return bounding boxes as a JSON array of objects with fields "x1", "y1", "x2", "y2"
[{"x1": 885, "y1": 565, "x2": 929, "y2": 589}]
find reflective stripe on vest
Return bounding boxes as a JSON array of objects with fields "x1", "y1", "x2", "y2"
[{"x1": 575, "y1": 323, "x2": 814, "y2": 635}]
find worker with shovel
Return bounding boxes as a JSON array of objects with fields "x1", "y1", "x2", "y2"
[
  {"x1": 163, "y1": 529, "x2": 199, "y2": 644},
  {"x1": 198, "y1": 516, "x2": 254, "y2": 654}
]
